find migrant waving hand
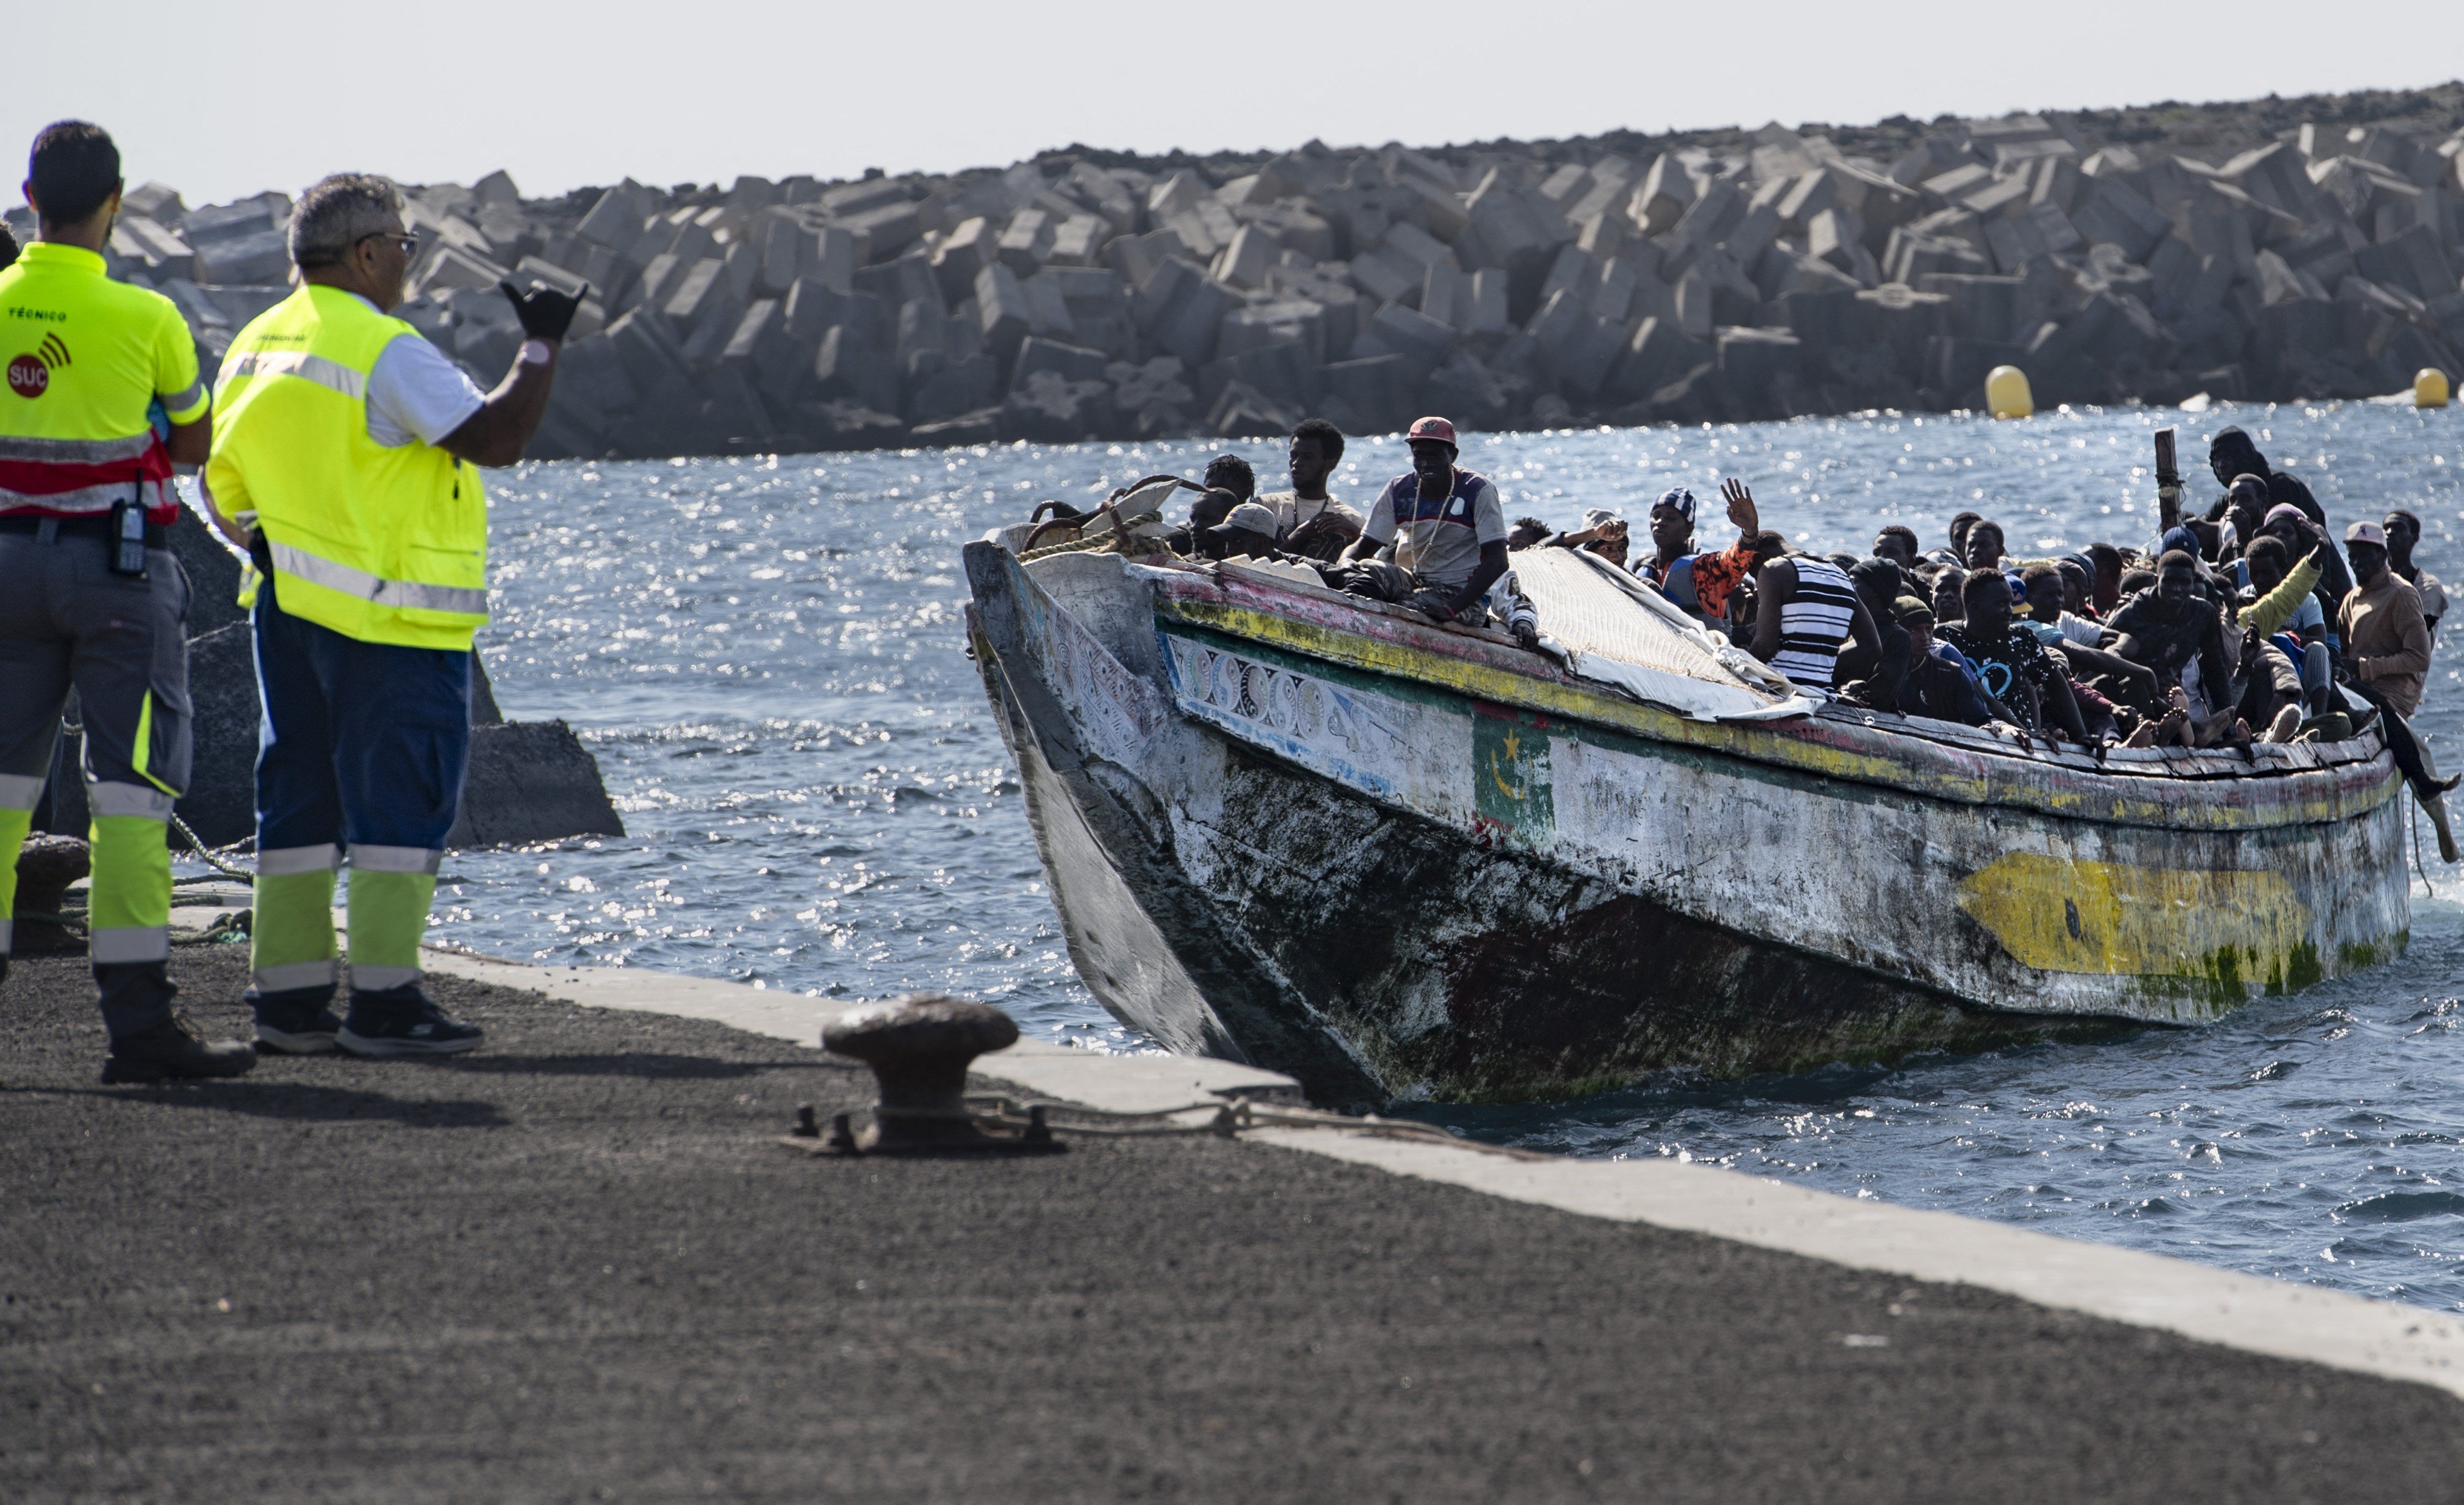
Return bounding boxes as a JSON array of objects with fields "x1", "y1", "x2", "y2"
[
  {"x1": 499, "y1": 278, "x2": 590, "y2": 342},
  {"x1": 1717, "y1": 477, "x2": 1761, "y2": 537}
]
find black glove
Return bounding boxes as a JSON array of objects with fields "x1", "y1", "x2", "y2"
[{"x1": 499, "y1": 279, "x2": 588, "y2": 342}]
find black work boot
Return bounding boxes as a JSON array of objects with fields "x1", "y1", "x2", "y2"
[{"x1": 101, "y1": 1014, "x2": 259, "y2": 1083}]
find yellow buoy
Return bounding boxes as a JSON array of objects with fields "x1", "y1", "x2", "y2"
[
  {"x1": 1985, "y1": 365, "x2": 2034, "y2": 420},
  {"x1": 2418, "y1": 368, "x2": 2452, "y2": 409}
]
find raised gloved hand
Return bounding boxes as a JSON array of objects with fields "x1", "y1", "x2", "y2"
[{"x1": 498, "y1": 279, "x2": 589, "y2": 342}]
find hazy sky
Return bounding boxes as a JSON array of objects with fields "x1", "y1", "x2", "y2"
[{"x1": 9, "y1": 0, "x2": 2458, "y2": 210}]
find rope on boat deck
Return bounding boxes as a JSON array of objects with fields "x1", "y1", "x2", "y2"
[{"x1": 959, "y1": 1093, "x2": 1549, "y2": 1159}]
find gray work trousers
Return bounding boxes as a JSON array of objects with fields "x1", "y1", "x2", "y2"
[{"x1": 0, "y1": 524, "x2": 192, "y2": 1032}]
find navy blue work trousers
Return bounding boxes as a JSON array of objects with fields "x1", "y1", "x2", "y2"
[{"x1": 253, "y1": 572, "x2": 471, "y2": 855}]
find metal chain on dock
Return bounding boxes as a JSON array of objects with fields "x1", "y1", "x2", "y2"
[
  {"x1": 171, "y1": 812, "x2": 256, "y2": 880},
  {"x1": 959, "y1": 1093, "x2": 1549, "y2": 1160}
]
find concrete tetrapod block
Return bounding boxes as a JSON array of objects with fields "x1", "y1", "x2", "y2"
[
  {"x1": 575, "y1": 183, "x2": 652, "y2": 249},
  {"x1": 2356, "y1": 223, "x2": 2456, "y2": 302},
  {"x1": 1213, "y1": 223, "x2": 1278, "y2": 290},
  {"x1": 1246, "y1": 203, "x2": 1337, "y2": 264},
  {"x1": 726, "y1": 299, "x2": 807, "y2": 397},
  {"x1": 852, "y1": 254, "x2": 942, "y2": 316},
  {"x1": 895, "y1": 297, "x2": 955, "y2": 374},
  {"x1": 1353, "y1": 301, "x2": 1456, "y2": 373},
  {"x1": 1010, "y1": 336, "x2": 1112, "y2": 390},
  {"x1": 601, "y1": 309, "x2": 697, "y2": 424},
  {"x1": 752, "y1": 214, "x2": 807, "y2": 298},
  {"x1": 1133, "y1": 257, "x2": 1234, "y2": 370},
  {"x1": 997, "y1": 208, "x2": 1057, "y2": 276},
  {"x1": 906, "y1": 353, "x2": 1000, "y2": 423},
  {"x1": 1196, "y1": 340, "x2": 1319, "y2": 414},
  {"x1": 1049, "y1": 214, "x2": 1109, "y2": 267},
  {"x1": 1465, "y1": 269, "x2": 1511, "y2": 335},
  {"x1": 973, "y1": 263, "x2": 1035, "y2": 365},
  {"x1": 812, "y1": 324, "x2": 900, "y2": 414},
  {"x1": 1101, "y1": 229, "x2": 1189, "y2": 293},
  {"x1": 1630, "y1": 152, "x2": 1697, "y2": 235},
  {"x1": 1589, "y1": 256, "x2": 1643, "y2": 325},
  {"x1": 1205, "y1": 381, "x2": 1302, "y2": 440},
  {"x1": 1001, "y1": 372, "x2": 1115, "y2": 444},
  {"x1": 1038, "y1": 266, "x2": 1131, "y2": 358},
  {"x1": 1346, "y1": 246, "x2": 1423, "y2": 307},
  {"x1": 838, "y1": 200, "x2": 922, "y2": 265},
  {"x1": 1319, "y1": 354, "x2": 1418, "y2": 432},
  {"x1": 1022, "y1": 274, "x2": 1075, "y2": 341},
  {"x1": 1673, "y1": 267, "x2": 1715, "y2": 339},
  {"x1": 1535, "y1": 244, "x2": 1596, "y2": 314},
  {"x1": 1554, "y1": 312, "x2": 1628, "y2": 401},
  {"x1": 1218, "y1": 299, "x2": 1328, "y2": 364},
  {"x1": 659, "y1": 256, "x2": 734, "y2": 327},
  {"x1": 1915, "y1": 273, "x2": 2024, "y2": 341},
  {"x1": 1524, "y1": 286, "x2": 1589, "y2": 368},
  {"x1": 2070, "y1": 176, "x2": 2172, "y2": 263},
  {"x1": 444, "y1": 721, "x2": 625, "y2": 849},
  {"x1": 1716, "y1": 325, "x2": 1806, "y2": 398},
  {"x1": 1423, "y1": 263, "x2": 1484, "y2": 332},
  {"x1": 1605, "y1": 316, "x2": 1711, "y2": 403},
  {"x1": 189, "y1": 229, "x2": 291, "y2": 289}
]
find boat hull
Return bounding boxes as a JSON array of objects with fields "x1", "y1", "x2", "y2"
[{"x1": 967, "y1": 543, "x2": 2411, "y2": 1105}]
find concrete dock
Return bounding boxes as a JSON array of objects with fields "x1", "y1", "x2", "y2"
[{"x1": 5, "y1": 945, "x2": 2463, "y2": 1503}]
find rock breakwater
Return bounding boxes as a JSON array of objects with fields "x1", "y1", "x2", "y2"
[{"x1": 15, "y1": 84, "x2": 2464, "y2": 455}]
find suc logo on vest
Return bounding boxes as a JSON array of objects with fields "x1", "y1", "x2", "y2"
[{"x1": 6, "y1": 333, "x2": 71, "y2": 398}]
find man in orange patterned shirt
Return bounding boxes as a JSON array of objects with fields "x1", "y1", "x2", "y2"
[{"x1": 1643, "y1": 479, "x2": 1763, "y2": 631}]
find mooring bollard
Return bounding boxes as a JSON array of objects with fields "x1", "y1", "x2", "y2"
[{"x1": 820, "y1": 992, "x2": 1027, "y2": 1153}]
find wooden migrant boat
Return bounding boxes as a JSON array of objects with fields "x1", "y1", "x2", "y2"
[{"x1": 964, "y1": 484, "x2": 2410, "y2": 1105}]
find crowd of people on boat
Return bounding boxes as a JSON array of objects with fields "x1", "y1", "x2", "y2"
[{"x1": 1143, "y1": 411, "x2": 2456, "y2": 852}]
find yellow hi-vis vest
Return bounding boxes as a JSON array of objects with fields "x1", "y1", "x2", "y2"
[{"x1": 207, "y1": 285, "x2": 488, "y2": 650}]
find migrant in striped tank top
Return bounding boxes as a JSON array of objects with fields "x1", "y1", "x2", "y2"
[{"x1": 1770, "y1": 556, "x2": 1859, "y2": 689}]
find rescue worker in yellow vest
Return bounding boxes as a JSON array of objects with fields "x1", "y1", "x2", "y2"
[
  {"x1": 0, "y1": 122, "x2": 256, "y2": 1080},
  {"x1": 202, "y1": 174, "x2": 580, "y2": 1056}
]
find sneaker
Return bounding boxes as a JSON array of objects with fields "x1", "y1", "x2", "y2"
[
  {"x1": 339, "y1": 988, "x2": 483, "y2": 1058},
  {"x1": 255, "y1": 1004, "x2": 345, "y2": 1054},
  {"x1": 101, "y1": 1015, "x2": 259, "y2": 1084}
]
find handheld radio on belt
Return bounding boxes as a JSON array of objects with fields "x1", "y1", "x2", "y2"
[{"x1": 109, "y1": 493, "x2": 149, "y2": 577}]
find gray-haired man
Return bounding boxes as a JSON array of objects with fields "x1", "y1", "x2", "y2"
[{"x1": 201, "y1": 173, "x2": 581, "y2": 1058}]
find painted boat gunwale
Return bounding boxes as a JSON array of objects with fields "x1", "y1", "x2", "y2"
[{"x1": 1143, "y1": 567, "x2": 2399, "y2": 835}]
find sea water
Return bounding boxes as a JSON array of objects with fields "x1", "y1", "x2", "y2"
[{"x1": 212, "y1": 400, "x2": 2464, "y2": 1312}]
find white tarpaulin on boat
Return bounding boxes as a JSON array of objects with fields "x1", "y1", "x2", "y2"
[{"x1": 1506, "y1": 547, "x2": 1811, "y2": 723}]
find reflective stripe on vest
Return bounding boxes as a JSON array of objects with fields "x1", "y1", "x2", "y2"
[
  {"x1": 219, "y1": 349, "x2": 368, "y2": 401},
  {"x1": 268, "y1": 537, "x2": 489, "y2": 617},
  {"x1": 207, "y1": 286, "x2": 488, "y2": 651}
]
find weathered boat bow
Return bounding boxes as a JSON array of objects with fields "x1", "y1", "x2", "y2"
[{"x1": 967, "y1": 536, "x2": 2409, "y2": 1106}]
